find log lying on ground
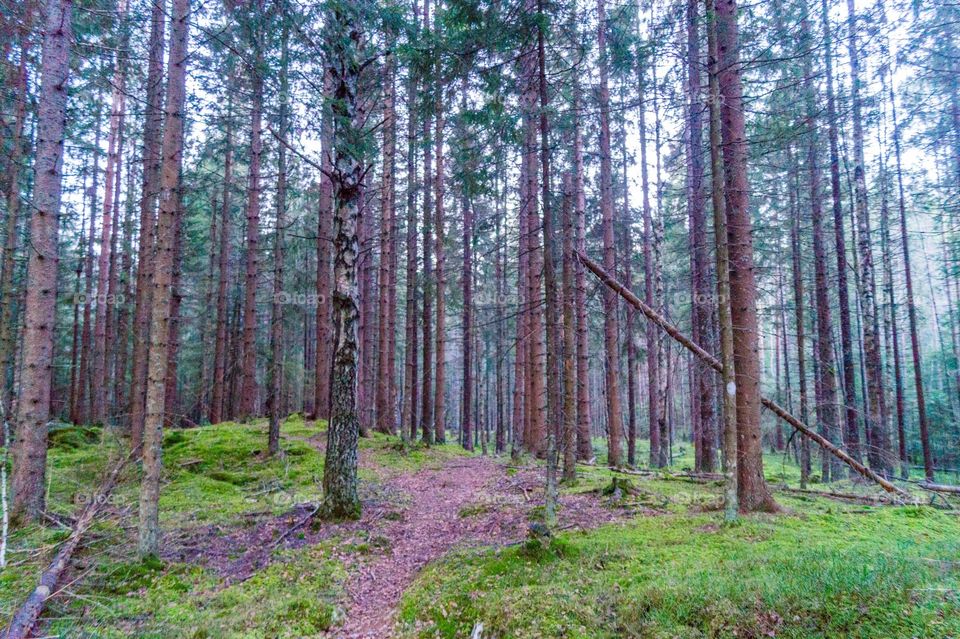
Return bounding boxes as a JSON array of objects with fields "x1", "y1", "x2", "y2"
[
  {"x1": 4, "y1": 447, "x2": 138, "y2": 639},
  {"x1": 576, "y1": 251, "x2": 913, "y2": 499},
  {"x1": 919, "y1": 482, "x2": 960, "y2": 495}
]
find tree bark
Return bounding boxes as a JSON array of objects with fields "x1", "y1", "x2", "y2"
[
  {"x1": 91, "y1": 4, "x2": 128, "y2": 423},
  {"x1": 820, "y1": 0, "x2": 860, "y2": 466},
  {"x1": 321, "y1": 1, "x2": 366, "y2": 519},
  {"x1": 376, "y1": 39, "x2": 397, "y2": 435},
  {"x1": 715, "y1": 0, "x2": 777, "y2": 512},
  {"x1": 802, "y1": 13, "x2": 842, "y2": 483},
  {"x1": 572, "y1": 84, "x2": 592, "y2": 461},
  {"x1": 268, "y1": 17, "x2": 290, "y2": 456},
  {"x1": 420, "y1": 0, "x2": 434, "y2": 444},
  {"x1": 845, "y1": 0, "x2": 892, "y2": 476},
  {"x1": 138, "y1": 0, "x2": 190, "y2": 555},
  {"x1": 10, "y1": 0, "x2": 74, "y2": 522},
  {"x1": 687, "y1": 0, "x2": 714, "y2": 472},
  {"x1": 401, "y1": 0, "x2": 420, "y2": 441},
  {"x1": 211, "y1": 103, "x2": 233, "y2": 425},
  {"x1": 316, "y1": 67, "x2": 334, "y2": 422},
  {"x1": 129, "y1": 0, "x2": 166, "y2": 446},
  {"x1": 597, "y1": 0, "x2": 623, "y2": 468},
  {"x1": 239, "y1": 57, "x2": 264, "y2": 421}
]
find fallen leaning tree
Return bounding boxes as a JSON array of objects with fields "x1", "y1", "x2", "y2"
[
  {"x1": 4, "y1": 446, "x2": 138, "y2": 639},
  {"x1": 576, "y1": 251, "x2": 913, "y2": 499}
]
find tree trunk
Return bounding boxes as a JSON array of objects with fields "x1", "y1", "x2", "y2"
[
  {"x1": 401, "y1": 0, "x2": 420, "y2": 441},
  {"x1": 129, "y1": 0, "x2": 166, "y2": 447},
  {"x1": 239, "y1": 64, "x2": 264, "y2": 421},
  {"x1": 92, "y1": 6, "x2": 128, "y2": 424},
  {"x1": 802, "y1": 13, "x2": 842, "y2": 483},
  {"x1": 572, "y1": 84, "x2": 593, "y2": 461},
  {"x1": 715, "y1": 0, "x2": 777, "y2": 512},
  {"x1": 789, "y1": 154, "x2": 811, "y2": 487},
  {"x1": 0, "y1": 11, "x2": 34, "y2": 419},
  {"x1": 845, "y1": 0, "x2": 892, "y2": 476},
  {"x1": 321, "y1": 1, "x2": 366, "y2": 519},
  {"x1": 561, "y1": 173, "x2": 577, "y2": 480},
  {"x1": 597, "y1": 0, "x2": 623, "y2": 468},
  {"x1": 315, "y1": 67, "x2": 334, "y2": 422},
  {"x1": 461, "y1": 86, "x2": 474, "y2": 452},
  {"x1": 433, "y1": 60, "x2": 446, "y2": 445},
  {"x1": 268, "y1": 18, "x2": 290, "y2": 456},
  {"x1": 138, "y1": 0, "x2": 190, "y2": 555},
  {"x1": 376, "y1": 40, "x2": 397, "y2": 435},
  {"x1": 687, "y1": 0, "x2": 714, "y2": 472},
  {"x1": 211, "y1": 103, "x2": 233, "y2": 425},
  {"x1": 10, "y1": 0, "x2": 74, "y2": 522},
  {"x1": 163, "y1": 185, "x2": 184, "y2": 427},
  {"x1": 819, "y1": 0, "x2": 860, "y2": 466},
  {"x1": 537, "y1": 0, "x2": 560, "y2": 521},
  {"x1": 420, "y1": 0, "x2": 434, "y2": 445}
]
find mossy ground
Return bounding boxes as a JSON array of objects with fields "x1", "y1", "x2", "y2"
[
  {"x1": 398, "y1": 450, "x2": 960, "y2": 639},
  {"x1": 3, "y1": 423, "x2": 957, "y2": 638}
]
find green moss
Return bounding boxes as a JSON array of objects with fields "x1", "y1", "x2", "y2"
[
  {"x1": 359, "y1": 432, "x2": 471, "y2": 472},
  {"x1": 46, "y1": 544, "x2": 345, "y2": 638},
  {"x1": 398, "y1": 506, "x2": 960, "y2": 639}
]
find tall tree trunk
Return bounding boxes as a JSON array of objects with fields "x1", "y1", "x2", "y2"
[
  {"x1": 433, "y1": 57, "x2": 446, "y2": 445},
  {"x1": 820, "y1": 0, "x2": 860, "y2": 466},
  {"x1": 240, "y1": 63, "x2": 264, "y2": 421},
  {"x1": 138, "y1": 0, "x2": 189, "y2": 555},
  {"x1": 597, "y1": 0, "x2": 623, "y2": 467},
  {"x1": 561, "y1": 173, "x2": 577, "y2": 480},
  {"x1": 802, "y1": 13, "x2": 842, "y2": 483},
  {"x1": 376, "y1": 40, "x2": 397, "y2": 435},
  {"x1": 10, "y1": 0, "x2": 73, "y2": 522},
  {"x1": 420, "y1": 0, "x2": 434, "y2": 445},
  {"x1": 129, "y1": 0, "x2": 166, "y2": 447},
  {"x1": 789, "y1": 155, "x2": 811, "y2": 487},
  {"x1": 401, "y1": 0, "x2": 420, "y2": 441},
  {"x1": 572, "y1": 84, "x2": 593, "y2": 461},
  {"x1": 687, "y1": 0, "x2": 714, "y2": 472},
  {"x1": 704, "y1": 0, "x2": 736, "y2": 520},
  {"x1": 0, "y1": 10, "x2": 34, "y2": 418},
  {"x1": 315, "y1": 68, "x2": 334, "y2": 422},
  {"x1": 199, "y1": 194, "x2": 218, "y2": 423},
  {"x1": 537, "y1": 0, "x2": 560, "y2": 521},
  {"x1": 211, "y1": 105, "x2": 233, "y2": 425},
  {"x1": 92, "y1": 4, "x2": 128, "y2": 423},
  {"x1": 321, "y1": 1, "x2": 366, "y2": 519},
  {"x1": 268, "y1": 17, "x2": 290, "y2": 456},
  {"x1": 637, "y1": 58, "x2": 660, "y2": 468},
  {"x1": 68, "y1": 193, "x2": 87, "y2": 426},
  {"x1": 715, "y1": 0, "x2": 777, "y2": 512},
  {"x1": 163, "y1": 185, "x2": 184, "y2": 427},
  {"x1": 845, "y1": 0, "x2": 892, "y2": 476},
  {"x1": 461, "y1": 86, "x2": 474, "y2": 452},
  {"x1": 79, "y1": 104, "x2": 102, "y2": 426}
]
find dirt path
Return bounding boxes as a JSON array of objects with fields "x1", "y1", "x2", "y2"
[
  {"x1": 165, "y1": 437, "x2": 621, "y2": 639},
  {"x1": 333, "y1": 454, "x2": 619, "y2": 639}
]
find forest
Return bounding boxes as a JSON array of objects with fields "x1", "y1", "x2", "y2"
[{"x1": 1, "y1": 0, "x2": 960, "y2": 635}]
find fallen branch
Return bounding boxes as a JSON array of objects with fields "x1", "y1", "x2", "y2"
[
  {"x1": 3, "y1": 446, "x2": 139, "y2": 639},
  {"x1": 919, "y1": 482, "x2": 960, "y2": 495},
  {"x1": 272, "y1": 503, "x2": 321, "y2": 548},
  {"x1": 577, "y1": 251, "x2": 912, "y2": 499}
]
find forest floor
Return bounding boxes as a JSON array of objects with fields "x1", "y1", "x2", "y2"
[{"x1": 2, "y1": 417, "x2": 960, "y2": 638}]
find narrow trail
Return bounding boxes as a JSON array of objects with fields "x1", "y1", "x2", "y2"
[
  {"x1": 165, "y1": 432, "x2": 622, "y2": 638},
  {"x1": 334, "y1": 451, "x2": 621, "y2": 639}
]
